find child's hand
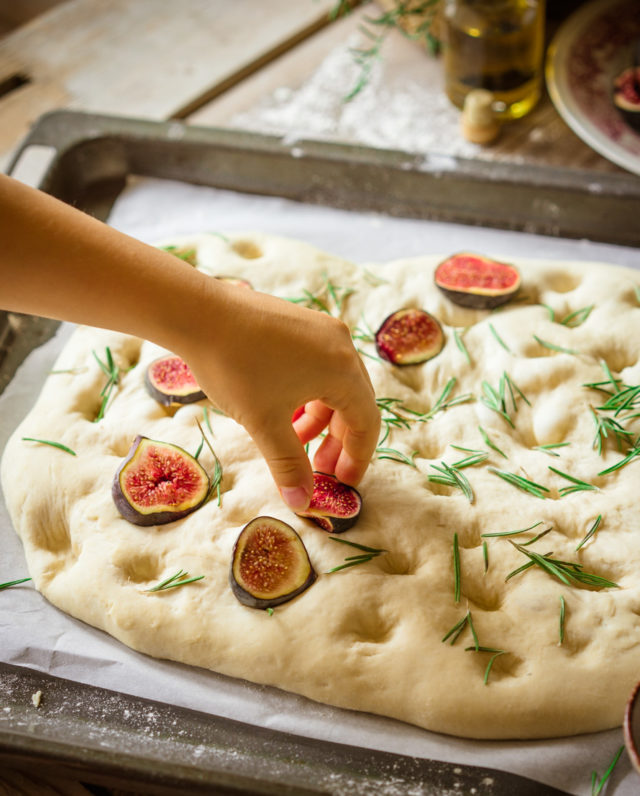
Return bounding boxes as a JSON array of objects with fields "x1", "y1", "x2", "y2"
[{"x1": 175, "y1": 281, "x2": 380, "y2": 511}]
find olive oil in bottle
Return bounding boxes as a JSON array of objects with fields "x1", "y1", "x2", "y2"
[{"x1": 443, "y1": 0, "x2": 545, "y2": 120}]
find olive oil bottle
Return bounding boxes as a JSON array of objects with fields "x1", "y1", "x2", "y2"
[{"x1": 442, "y1": 0, "x2": 545, "y2": 120}]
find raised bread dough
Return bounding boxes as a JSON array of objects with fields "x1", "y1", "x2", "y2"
[{"x1": 3, "y1": 233, "x2": 640, "y2": 740}]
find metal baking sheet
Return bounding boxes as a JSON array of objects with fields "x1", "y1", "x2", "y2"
[{"x1": 2, "y1": 109, "x2": 638, "y2": 794}]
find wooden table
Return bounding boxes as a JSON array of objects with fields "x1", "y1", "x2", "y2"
[{"x1": 0, "y1": 1, "x2": 633, "y2": 794}]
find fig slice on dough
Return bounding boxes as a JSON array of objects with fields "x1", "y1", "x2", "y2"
[
  {"x1": 434, "y1": 253, "x2": 520, "y2": 309},
  {"x1": 230, "y1": 517, "x2": 316, "y2": 609},
  {"x1": 375, "y1": 308, "x2": 444, "y2": 366},
  {"x1": 113, "y1": 436, "x2": 210, "y2": 526},
  {"x1": 296, "y1": 472, "x2": 362, "y2": 533},
  {"x1": 145, "y1": 355, "x2": 206, "y2": 406}
]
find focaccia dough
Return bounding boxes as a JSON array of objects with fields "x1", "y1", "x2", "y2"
[{"x1": 3, "y1": 233, "x2": 640, "y2": 739}]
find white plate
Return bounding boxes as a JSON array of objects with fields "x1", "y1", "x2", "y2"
[{"x1": 546, "y1": 0, "x2": 640, "y2": 175}]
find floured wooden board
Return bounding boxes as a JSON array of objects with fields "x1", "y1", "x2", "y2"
[{"x1": 2, "y1": 232, "x2": 640, "y2": 740}]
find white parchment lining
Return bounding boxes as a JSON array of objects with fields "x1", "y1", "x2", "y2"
[{"x1": 1, "y1": 177, "x2": 638, "y2": 795}]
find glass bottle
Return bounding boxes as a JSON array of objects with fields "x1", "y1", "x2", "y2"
[{"x1": 442, "y1": 0, "x2": 545, "y2": 120}]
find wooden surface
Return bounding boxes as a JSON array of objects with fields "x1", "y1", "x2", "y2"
[{"x1": 0, "y1": 1, "x2": 635, "y2": 794}]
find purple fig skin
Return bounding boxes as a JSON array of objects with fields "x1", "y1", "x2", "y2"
[
  {"x1": 230, "y1": 517, "x2": 316, "y2": 609},
  {"x1": 112, "y1": 435, "x2": 210, "y2": 526},
  {"x1": 145, "y1": 355, "x2": 206, "y2": 406},
  {"x1": 375, "y1": 309, "x2": 444, "y2": 366},
  {"x1": 434, "y1": 253, "x2": 520, "y2": 309},
  {"x1": 296, "y1": 472, "x2": 362, "y2": 534}
]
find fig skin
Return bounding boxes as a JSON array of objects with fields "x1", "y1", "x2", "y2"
[
  {"x1": 612, "y1": 66, "x2": 640, "y2": 133},
  {"x1": 434, "y1": 253, "x2": 520, "y2": 309},
  {"x1": 296, "y1": 472, "x2": 362, "y2": 534},
  {"x1": 230, "y1": 517, "x2": 317, "y2": 609},
  {"x1": 145, "y1": 355, "x2": 206, "y2": 406},
  {"x1": 113, "y1": 435, "x2": 210, "y2": 526},
  {"x1": 375, "y1": 308, "x2": 444, "y2": 366}
]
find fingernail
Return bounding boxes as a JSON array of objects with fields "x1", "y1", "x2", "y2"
[{"x1": 281, "y1": 486, "x2": 310, "y2": 511}]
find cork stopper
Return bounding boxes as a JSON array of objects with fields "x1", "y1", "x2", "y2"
[{"x1": 461, "y1": 89, "x2": 500, "y2": 145}]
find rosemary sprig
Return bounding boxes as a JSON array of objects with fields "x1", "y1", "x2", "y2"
[
  {"x1": 480, "y1": 372, "x2": 528, "y2": 428},
  {"x1": 533, "y1": 335, "x2": 578, "y2": 356},
  {"x1": 196, "y1": 420, "x2": 223, "y2": 506},
  {"x1": 340, "y1": 0, "x2": 441, "y2": 99},
  {"x1": 21, "y1": 437, "x2": 77, "y2": 456},
  {"x1": 146, "y1": 569, "x2": 204, "y2": 592},
  {"x1": 548, "y1": 465, "x2": 598, "y2": 496},
  {"x1": 286, "y1": 276, "x2": 354, "y2": 317},
  {"x1": 488, "y1": 468, "x2": 549, "y2": 499},
  {"x1": 266, "y1": 607, "x2": 274, "y2": 616},
  {"x1": 0, "y1": 577, "x2": 32, "y2": 590},
  {"x1": 559, "y1": 595, "x2": 566, "y2": 645},
  {"x1": 482, "y1": 521, "x2": 544, "y2": 539},
  {"x1": 92, "y1": 346, "x2": 120, "y2": 421},
  {"x1": 464, "y1": 646, "x2": 508, "y2": 685},
  {"x1": 591, "y1": 407, "x2": 635, "y2": 455},
  {"x1": 453, "y1": 328, "x2": 471, "y2": 364},
  {"x1": 576, "y1": 515, "x2": 602, "y2": 551},
  {"x1": 203, "y1": 406, "x2": 214, "y2": 435},
  {"x1": 376, "y1": 447, "x2": 418, "y2": 468},
  {"x1": 429, "y1": 462, "x2": 474, "y2": 503},
  {"x1": 451, "y1": 452, "x2": 488, "y2": 470},
  {"x1": 533, "y1": 442, "x2": 570, "y2": 457},
  {"x1": 597, "y1": 446, "x2": 640, "y2": 476},
  {"x1": 506, "y1": 542, "x2": 619, "y2": 590},
  {"x1": 489, "y1": 323, "x2": 511, "y2": 353},
  {"x1": 376, "y1": 396, "x2": 414, "y2": 444},
  {"x1": 541, "y1": 303, "x2": 556, "y2": 322},
  {"x1": 560, "y1": 305, "x2": 593, "y2": 327},
  {"x1": 442, "y1": 610, "x2": 478, "y2": 649},
  {"x1": 600, "y1": 384, "x2": 640, "y2": 416},
  {"x1": 49, "y1": 366, "x2": 88, "y2": 375},
  {"x1": 478, "y1": 425, "x2": 508, "y2": 459},
  {"x1": 327, "y1": 536, "x2": 387, "y2": 573},
  {"x1": 453, "y1": 533, "x2": 461, "y2": 603},
  {"x1": 425, "y1": 377, "x2": 473, "y2": 420},
  {"x1": 591, "y1": 745, "x2": 625, "y2": 796}
]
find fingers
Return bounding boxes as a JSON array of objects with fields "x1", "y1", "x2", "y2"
[
  {"x1": 292, "y1": 400, "x2": 333, "y2": 443},
  {"x1": 249, "y1": 419, "x2": 314, "y2": 511}
]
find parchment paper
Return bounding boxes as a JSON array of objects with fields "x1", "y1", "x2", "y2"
[{"x1": 2, "y1": 176, "x2": 638, "y2": 795}]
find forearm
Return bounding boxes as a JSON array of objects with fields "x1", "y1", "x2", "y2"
[{"x1": 0, "y1": 174, "x2": 214, "y2": 352}]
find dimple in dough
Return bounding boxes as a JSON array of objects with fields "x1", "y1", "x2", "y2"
[{"x1": 3, "y1": 232, "x2": 640, "y2": 740}]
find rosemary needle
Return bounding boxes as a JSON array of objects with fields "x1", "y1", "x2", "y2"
[
  {"x1": 478, "y1": 425, "x2": 508, "y2": 459},
  {"x1": 21, "y1": 437, "x2": 77, "y2": 456},
  {"x1": 559, "y1": 595, "x2": 566, "y2": 645},
  {"x1": 482, "y1": 521, "x2": 544, "y2": 539},
  {"x1": 489, "y1": 323, "x2": 511, "y2": 353},
  {"x1": 146, "y1": 570, "x2": 204, "y2": 592},
  {"x1": 591, "y1": 745, "x2": 625, "y2": 796},
  {"x1": 548, "y1": 466, "x2": 598, "y2": 495},
  {"x1": 327, "y1": 536, "x2": 386, "y2": 573},
  {"x1": 488, "y1": 468, "x2": 549, "y2": 499},
  {"x1": 0, "y1": 577, "x2": 32, "y2": 591},
  {"x1": 196, "y1": 420, "x2": 223, "y2": 506},
  {"x1": 453, "y1": 328, "x2": 471, "y2": 364},
  {"x1": 533, "y1": 335, "x2": 579, "y2": 356},
  {"x1": 575, "y1": 515, "x2": 602, "y2": 551}
]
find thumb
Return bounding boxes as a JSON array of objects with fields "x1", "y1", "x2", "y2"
[{"x1": 250, "y1": 419, "x2": 314, "y2": 511}]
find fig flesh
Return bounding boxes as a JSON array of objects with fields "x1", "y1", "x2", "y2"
[
  {"x1": 230, "y1": 516, "x2": 316, "y2": 609},
  {"x1": 296, "y1": 472, "x2": 362, "y2": 533},
  {"x1": 113, "y1": 436, "x2": 210, "y2": 526},
  {"x1": 145, "y1": 355, "x2": 205, "y2": 406},
  {"x1": 434, "y1": 253, "x2": 520, "y2": 309},
  {"x1": 375, "y1": 308, "x2": 444, "y2": 366},
  {"x1": 612, "y1": 66, "x2": 640, "y2": 132}
]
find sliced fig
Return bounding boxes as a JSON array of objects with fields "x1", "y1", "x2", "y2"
[
  {"x1": 375, "y1": 308, "x2": 444, "y2": 366},
  {"x1": 145, "y1": 355, "x2": 205, "y2": 406},
  {"x1": 613, "y1": 66, "x2": 640, "y2": 132},
  {"x1": 230, "y1": 516, "x2": 316, "y2": 609},
  {"x1": 434, "y1": 253, "x2": 520, "y2": 309},
  {"x1": 113, "y1": 436, "x2": 210, "y2": 526},
  {"x1": 215, "y1": 276, "x2": 253, "y2": 289},
  {"x1": 296, "y1": 472, "x2": 362, "y2": 533}
]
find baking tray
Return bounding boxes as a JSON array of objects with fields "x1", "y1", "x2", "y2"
[{"x1": 3, "y1": 108, "x2": 637, "y2": 794}]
